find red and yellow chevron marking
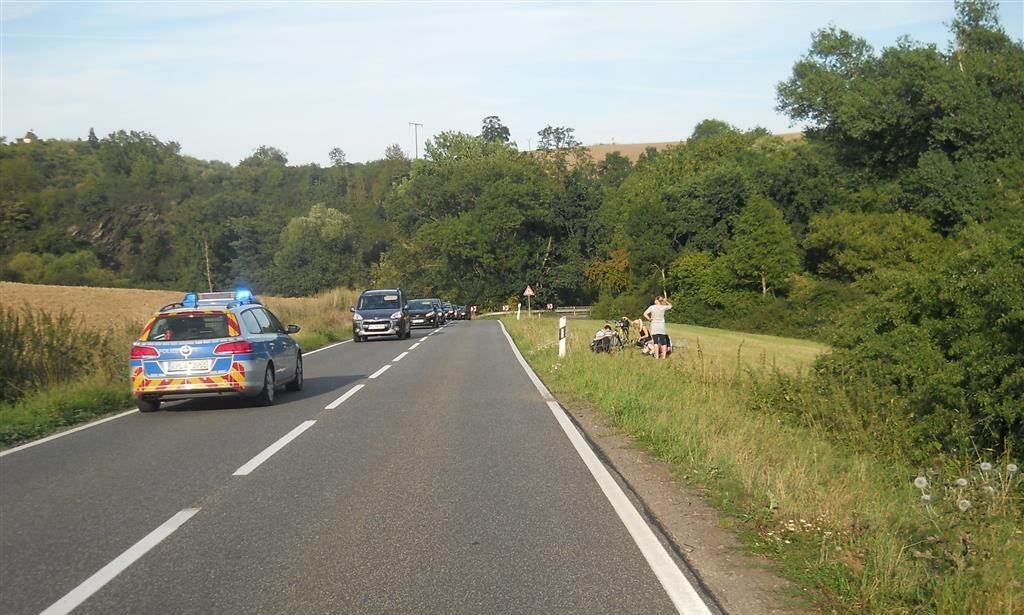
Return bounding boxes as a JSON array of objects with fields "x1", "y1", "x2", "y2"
[
  {"x1": 131, "y1": 366, "x2": 145, "y2": 390},
  {"x1": 132, "y1": 362, "x2": 247, "y2": 395},
  {"x1": 226, "y1": 314, "x2": 240, "y2": 337}
]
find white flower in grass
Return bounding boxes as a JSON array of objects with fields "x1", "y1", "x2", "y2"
[
  {"x1": 1008, "y1": 463, "x2": 1019, "y2": 474},
  {"x1": 913, "y1": 476, "x2": 928, "y2": 489},
  {"x1": 983, "y1": 486, "x2": 996, "y2": 496},
  {"x1": 957, "y1": 499, "x2": 971, "y2": 512},
  {"x1": 979, "y1": 462, "x2": 993, "y2": 472},
  {"x1": 920, "y1": 494, "x2": 932, "y2": 504},
  {"x1": 955, "y1": 478, "x2": 969, "y2": 487}
]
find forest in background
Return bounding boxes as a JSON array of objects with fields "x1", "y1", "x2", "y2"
[{"x1": 2, "y1": 1, "x2": 1021, "y2": 458}]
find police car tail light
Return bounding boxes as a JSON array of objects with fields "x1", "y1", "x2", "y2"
[
  {"x1": 131, "y1": 345, "x2": 159, "y2": 359},
  {"x1": 214, "y1": 341, "x2": 254, "y2": 355}
]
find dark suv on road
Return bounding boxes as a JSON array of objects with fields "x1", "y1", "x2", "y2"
[{"x1": 352, "y1": 288, "x2": 410, "y2": 342}]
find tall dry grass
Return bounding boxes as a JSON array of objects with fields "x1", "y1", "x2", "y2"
[{"x1": 504, "y1": 316, "x2": 1023, "y2": 614}]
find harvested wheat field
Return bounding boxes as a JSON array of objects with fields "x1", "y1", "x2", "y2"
[
  {"x1": 0, "y1": 282, "x2": 183, "y2": 329},
  {"x1": 0, "y1": 282, "x2": 356, "y2": 333}
]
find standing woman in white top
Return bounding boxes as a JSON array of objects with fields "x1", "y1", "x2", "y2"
[{"x1": 642, "y1": 296, "x2": 673, "y2": 359}]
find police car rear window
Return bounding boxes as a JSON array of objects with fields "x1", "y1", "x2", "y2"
[{"x1": 147, "y1": 314, "x2": 230, "y2": 341}]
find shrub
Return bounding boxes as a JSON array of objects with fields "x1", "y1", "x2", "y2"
[
  {"x1": 0, "y1": 306, "x2": 129, "y2": 404},
  {"x1": 821, "y1": 222, "x2": 1024, "y2": 458}
]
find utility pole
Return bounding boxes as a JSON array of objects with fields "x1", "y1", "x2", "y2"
[{"x1": 409, "y1": 122, "x2": 423, "y2": 159}]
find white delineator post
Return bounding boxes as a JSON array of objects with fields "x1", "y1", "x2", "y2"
[
  {"x1": 558, "y1": 316, "x2": 567, "y2": 358},
  {"x1": 516, "y1": 302, "x2": 521, "y2": 321}
]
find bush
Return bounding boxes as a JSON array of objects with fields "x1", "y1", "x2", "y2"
[
  {"x1": 591, "y1": 291, "x2": 648, "y2": 321},
  {"x1": 0, "y1": 305, "x2": 132, "y2": 404},
  {"x1": 821, "y1": 222, "x2": 1024, "y2": 458}
]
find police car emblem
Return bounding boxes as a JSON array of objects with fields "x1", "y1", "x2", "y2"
[{"x1": 180, "y1": 345, "x2": 193, "y2": 357}]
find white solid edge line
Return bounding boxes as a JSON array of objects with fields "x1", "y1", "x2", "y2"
[
  {"x1": 1, "y1": 340, "x2": 351, "y2": 458},
  {"x1": 497, "y1": 321, "x2": 712, "y2": 615},
  {"x1": 0, "y1": 409, "x2": 138, "y2": 458},
  {"x1": 305, "y1": 339, "x2": 350, "y2": 356},
  {"x1": 408, "y1": 342, "x2": 420, "y2": 350},
  {"x1": 393, "y1": 352, "x2": 409, "y2": 362},
  {"x1": 40, "y1": 507, "x2": 201, "y2": 615},
  {"x1": 233, "y1": 420, "x2": 316, "y2": 476},
  {"x1": 368, "y1": 365, "x2": 391, "y2": 379},
  {"x1": 325, "y1": 384, "x2": 364, "y2": 410}
]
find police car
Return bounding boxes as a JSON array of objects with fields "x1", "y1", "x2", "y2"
[{"x1": 130, "y1": 290, "x2": 302, "y2": 412}]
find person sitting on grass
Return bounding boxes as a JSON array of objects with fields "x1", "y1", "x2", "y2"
[
  {"x1": 634, "y1": 320, "x2": 653, "y2": 355},
  {"x1": 591, "y1": 324, "x2": 613, "y2": 353}
]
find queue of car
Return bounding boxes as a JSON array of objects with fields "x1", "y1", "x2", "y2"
[{"x1": 131, "y1": 287, "x2": 471, "y2": 412}]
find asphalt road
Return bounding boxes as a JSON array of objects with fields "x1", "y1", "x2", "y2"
[{"x1": 0, "y1": 320, "x2": 715, "y2": 615}]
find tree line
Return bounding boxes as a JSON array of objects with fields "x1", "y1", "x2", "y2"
[{"x1": 1, "y1": 1, "x2": 1020, "y2": 455}]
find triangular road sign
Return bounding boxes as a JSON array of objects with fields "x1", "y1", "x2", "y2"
[{"x1": 523, "y1": 285, "x2": 535, "y2": 297}]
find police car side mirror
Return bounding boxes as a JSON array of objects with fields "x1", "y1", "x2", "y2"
[{"x1": 287, "y1": 324, "x2": 300, "y2": 334}]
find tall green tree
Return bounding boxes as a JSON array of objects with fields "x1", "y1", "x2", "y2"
[
  {"x1": 727, "y1": 197, "x2": 799, "y2": 295},
  {"x1": 272, "y1": 203, "x2": 357, "y2": 296},
  {"x1": 480, "y1": 116, "x2": 511, "y2": 144}
]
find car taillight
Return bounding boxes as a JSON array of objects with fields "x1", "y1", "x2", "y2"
[
  {"x1": 214, "y1": 341, "x2": 254, "y2": 354},
  {"x1": 131, "y1": 345, "x2": 159, "y2": 359}
]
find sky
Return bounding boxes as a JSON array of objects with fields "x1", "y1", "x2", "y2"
[{"x1": 2, "y1": 1, "x2": 1022, "y2": 166}]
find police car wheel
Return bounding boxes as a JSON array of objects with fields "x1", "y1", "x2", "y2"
[
  {"x1": 256, "y1": 366, "x2": 275, "y2": 406},
  {"x1": 137, "y1": 397, "x2": 160, "y2": 413}
]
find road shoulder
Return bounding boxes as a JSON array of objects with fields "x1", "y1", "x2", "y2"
[{"x1": 561, "y1": 397, "x2": 814, "y2": 615}]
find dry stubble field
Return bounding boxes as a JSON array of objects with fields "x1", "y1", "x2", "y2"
[{"x1": 0, "y1": 282, "x2": 347, "y2": 334}]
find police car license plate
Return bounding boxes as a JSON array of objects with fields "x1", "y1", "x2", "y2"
[
  {"x1": 412, "y1": 318, "x2": 424, "y2": 324},
  {"x1": 367, "y1": 325, "x2": 387, "y2": 331},
  {"x1": 167, "y1": 359, "x2": 212, "y2": 373}
]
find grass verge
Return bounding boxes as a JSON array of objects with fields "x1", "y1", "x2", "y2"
[
  {"x1": 0, "y1": 287, "x2": 359, "y2": 448},
  {"x1": 504, "y1": 316, "x2": 1023, "y2": 614}
]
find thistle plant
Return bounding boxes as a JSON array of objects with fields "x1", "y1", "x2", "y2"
[{"x1": 910, "y1": 455, "x2": 1022, "y2": 570}]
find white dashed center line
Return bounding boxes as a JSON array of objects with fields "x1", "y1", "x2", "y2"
[
  {"x1": 40, "y1": 508, "x2": 201, "y2": 615},
  {"x1": 325, "y1": 384, "x2": 364, "y2": 410},
  {"x1": 409, "y1": 343, "x2": 420, "y2": 350},
  {"x1": 368, "y1": 365, "x2": 391, "y2": 379},
  {"x1": 233, "y1": 420, "x2": 316, "y2": 476},
  {"x1": 393, "y1": 352, "x2": 409, "y2": 362}
]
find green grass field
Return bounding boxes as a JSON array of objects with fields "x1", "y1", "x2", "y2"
[
  {"x1": 570, "y1": 318, "x2": 828, "y2": 374},
  {"x1": 503, "y1": 315, "x2": 1022, "y2": 615}
]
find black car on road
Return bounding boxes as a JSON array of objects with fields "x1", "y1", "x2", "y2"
[{"x1": 407, "y1": 298, "x2": 441, "y2": 328}]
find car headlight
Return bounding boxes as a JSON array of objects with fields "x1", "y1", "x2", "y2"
[
  {"x1": 391, "y1": 311, "x2": 403, "y2": 319},
  {"x1": 353, "y1": 313, "x2": 363, "y2": 321}
]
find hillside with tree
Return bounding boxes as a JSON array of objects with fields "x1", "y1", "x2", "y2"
[{"x1": 2, "y1": 0, "x2": 1021, "y2": 457}]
